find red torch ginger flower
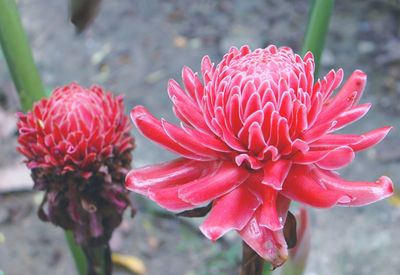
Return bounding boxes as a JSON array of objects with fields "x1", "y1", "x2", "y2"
[
  {"x1": 17, "y1": 83, "x2": 135, "y2": 245},
  {"x1": 126, "y1": 45, "x2": 393, "y2": 266}
]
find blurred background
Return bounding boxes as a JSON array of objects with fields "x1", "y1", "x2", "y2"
[{"x1": 0, "y1": 0, "x2": 400, "y2": 274}]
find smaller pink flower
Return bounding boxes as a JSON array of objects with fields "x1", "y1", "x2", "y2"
[
  {"x1": 17, "y1": 83, "x2": 133, "y2": 178},
  {"x1": 126, "y1": 45, "x2": 394, "y2": 266},
  {"x1": 17, "y1": 83, "x2": 135, "y2": 244}
]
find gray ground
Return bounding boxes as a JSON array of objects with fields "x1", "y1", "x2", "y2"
[{"x1": 0, "y1": 0, "x2": 400, "y2": 274}]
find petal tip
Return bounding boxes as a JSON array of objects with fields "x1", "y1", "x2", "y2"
[
  {"x1": 199, "y1": 225, "x2": 223, "y2": 241},
  {"x1": 377, "y1": 176, "x2": 394, "y2": 197},
  {"x1": 130, "y1": 105, "x2": 147, "y2": 120}
]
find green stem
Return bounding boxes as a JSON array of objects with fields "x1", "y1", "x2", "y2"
[
  {"x1": 0, "y1": 0, "x2": 45, "y2": 111},
  {"x1": 0, "y1": 2, "x2": 90, "y2": 275},
  {"x1": 82, "y1": 244, "x2": 112, "y2": 275},
  {"x1": 301, "y1": 0, "x2": 334, "y2": 76},
  {"x1": 65, "y1": 231, "x2": 88, "y2": 275}
]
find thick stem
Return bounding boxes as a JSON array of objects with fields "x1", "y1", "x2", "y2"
[
  {"x1": 240, "y1": 241, "x2": 264, "y2": 275},
  {"x1": 82, "y1": 244, "x2": 112, "y2": 275},
  {"x1": 0, "y1": 0, "x2": 46, "y2": 111}
]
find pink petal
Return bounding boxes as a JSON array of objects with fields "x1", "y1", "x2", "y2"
[
  {"x1": 239, "y1": 211, "x2": 288, "y2": 267},
  {"x1": 282, "y1": 165, "x2": 394, "y2": 207},
  {"x1": 182, "y1": 66, "x2": 197, "y2": 100},
  {"x1": 316, "y1": 91, "x2": 357, "y2": 126},
  {"x1": 301, "y1": 120, "x2": 336, "y2": 143},
  {"x1": 313, "y1": 168, "x2": 394, "y2": 206},
  {"x1": 172, "y1": 103, "x2": 209, "y2": 133},
  {"x1": 131, "y1": 106, "x2": 213, "y2": 160},
  {"x1": 350, "y1": 126, "x2": 392, "y2": 152},
  {"x1": 199, "y1": 185, "x2": 261, "y2": 240},
  {"x1": 293, "y1": 146, "x2": 354, "y2": 169},
  {"x1": 161, "y1": 119, "x2": 222, "y2": 159},
  {"x1": 334, "y1": 70, "x2": 367, "y2": 106},
  {"x1": 258, "y1": 187, "x2": 282, "y2": 231},
  {"x1": 226, "y1": 93, "x2": 243, "y2": 134},
  {"x1": 248, "y1": 122, "x2": 267, "y2": 154},
  {"x1": 125, "y1": 158, "x2": 217, "y2": 194},
  {"x1": 282, "y1": 165, "x2": 353, "y2": 208},
  {"x1": 310, "y1": 134, "x2": 363, "y2": 150},
  {"x1": 329, "y1": 103, "x2": 371, "y2": 132},
  {"x1": 235, "y1": 154, "x2": 263, "y2": 169},
  {"x1": 213, "y1": 107, "x2": 247, "y2": 152},
  {"x1": 315, "y1": 146, "x2": 355, "y2": 170},
  {"x1": 201, "y1": 55, "x2": 214, "y2": 85},
  {"x1": 148, "y1": 184, "x2": 195, "y2": 211},
  {"x1": 167, "y1": 79, "x2": 198, "y2": 111},
  {"x1": 181, "y1": 124, "x2": 231, "y2": 153},
  {"x1": 262, "y1": 159, "x2": 292, "y2": 190},
  {"x1": 178, "y1": 161, "x2": 250, "y2": 205}
]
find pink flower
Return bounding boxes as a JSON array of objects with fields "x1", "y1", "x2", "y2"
[
  {"x1": 17, "y1": 83, "x2": 135, "y2": 244},
  {"x1": 17, "y1": 83, "x2": 133, "y2": 177},
  {"x1": 126, "y1": 45, "x2": 393, "y2": 266}
]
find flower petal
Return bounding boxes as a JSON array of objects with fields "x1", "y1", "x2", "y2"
[
  {"x1": 199, "y1": 185, "x2": 261, "y2": 240},
  {"x1": 313, "y1": 168, "x2": 394, "y2": 206},
  {"x1": 262, "y1": 159, "x2": 292, "y2": 190},
  {"x1": 148, "y1": 184, "x2": 195, "y2": 211},
  {"x1": 181, "y1": 124, "x2": 231, "y2": 153},
  {"x1": 282, "y1": 165, "x2": 353, "y2": 208},
  {"x1": 239, "y1": 211, "x2": 288, "y2": 268},
  {"x1": 293, "y1": 146, "x2": 354, "y2": 169},
  {"x1": 329, "y1": 103, "x2": 371, "y2": 132},
  {"x1": 333, "y1": 70, "x2": 367, "y2": 106},
  {"x1": 131, "y1": 106, "x2": 213, "y2": 160},
  {"x1": 282, "y1": 165, "x2": 394, "y2": 207},
  {"x1": 178, "y1": 161, "x2": 250, "y2": 205},
  {"x1": 350, "y1": 126, "x2": 392, "y2": 152},
  {"x1": 161, "y1": 119, "x2": 222, "y2": 159},
  {"x1": 125, "y1": 158, "x2": 217, "y2": 195}
]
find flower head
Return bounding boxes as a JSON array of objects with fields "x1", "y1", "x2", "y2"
[
  {"x1": 17, "y1": 83, "x2": 135, "y2": 245},
  {"x1": 126, "y1": 45, "x2": 393, "y2": 266}
]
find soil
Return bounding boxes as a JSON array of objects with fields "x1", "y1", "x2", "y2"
[{"x1": 0, "y1": 0, "x2": 400, "y2": 274}]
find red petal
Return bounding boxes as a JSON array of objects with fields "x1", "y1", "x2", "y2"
[
  {"x1": 258, "y1": 187, "x2": 282, "y2": 230},
  {"x1": 310, "y1": 134, "x2": 362, "y2": 150},
  {"x1": 282, "y1": 165, "x2": 394, "y2": 207},
  {"x1": 350, "y1": 126, "x2": 392, "y2": 152},
  {"x1": 317, "y1": 91, "x2": 357, "y2": 126},
  {"x1": 181, "y1": 124, "x2": 231, "y2": 153},
  {"x1": 334, "y1": 70, "x2": 367, "y2": 106},
  {"x1": 293, "y1": 146, "x2": 354, "y2": 169},
  {"x1": 182, "y1": 66, "x2": 197, "y2": 100},
  {"x1": 161, "y1": 120, "x2": 222, "y2": 159},
  {"x1": 125, "y1": 158, "x2": 217, "y2": 194},
  {"x1": 262, "y1": 159, "x2": 292, "y2": 190},
  {"x1": 178, "y1": 161, "x2": 250, "y2": 205},
  {"x1": 199, "y1": 185, "x2": 261, "y2": 240},
  {"x1": 301, "y1": 121, "x2": 336, "y2": 143},
  {"x1": 131, "y1": 106, "x2": 213, "y2": 160},
  {"x1": 282, "y1": 165, "x2": 353, "y2": 208},
  {"x1": 235, "y1": 154, "x2": 263, "y2": 169},
  {"x1": 239, "y1": 211, "x2": 288, "y2": 267},
  {"x1": 148, "y1": 184, "x2": 194, "y2": 211},
  {"x1": 329, "y1": 103, "x2": 371, "y2": 132},
  {"x1": 313, "y1": 168, "x2": 394, "y2": 206}
]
